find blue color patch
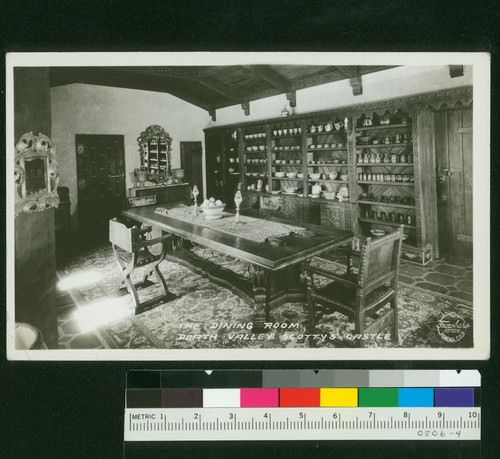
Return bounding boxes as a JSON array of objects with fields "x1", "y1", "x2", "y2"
[{"x1": 398, "y1": 388, "x2": 434, "y2": 407}]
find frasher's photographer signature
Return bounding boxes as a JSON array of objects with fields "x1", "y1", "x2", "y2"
[{"x1": 437, "y1": 313, "x2": 471, "y2": 343}]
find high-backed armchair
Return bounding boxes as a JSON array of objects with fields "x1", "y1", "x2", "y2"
[
  {"x1": 302, "y1": 226, "x2": 404, "y2": 347},
  {"x1": 109, "y1": 219, "x2": 175, "y2": 314}
]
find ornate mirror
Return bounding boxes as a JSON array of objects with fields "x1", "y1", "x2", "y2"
[
  {"x1": 137, "y1": 125, "x2": 173, "y2": 185},
  {"x1": 14, "y1": 132, "x2": 59, "y2": 216}
]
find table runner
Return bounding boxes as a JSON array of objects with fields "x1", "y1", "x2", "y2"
[{"x1": 164, "y1": 206, "x2": 310, "y2": 244}]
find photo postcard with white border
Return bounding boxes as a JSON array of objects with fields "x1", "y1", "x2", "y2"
[{"x1": 5, "y1": 51, "x2": 490, "y2": 361}]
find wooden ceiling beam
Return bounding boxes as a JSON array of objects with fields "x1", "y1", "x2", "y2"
[
  {"x1": 196, "y1": 76, "x2": 250, "y2": 104},
  {"x1": 195, "y1": 66, "x2": 224, "y2": 78},
  {"x1": 244, "y1": 65, "x2": 293, "y2": 92}
]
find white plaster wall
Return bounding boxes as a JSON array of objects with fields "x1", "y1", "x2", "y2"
[
  {"x1": 205, "y1": 65, "x2": 473, "y2": 127},
  {"x1": 51, "y1": 83, "x2": 210, "y2": 227}
]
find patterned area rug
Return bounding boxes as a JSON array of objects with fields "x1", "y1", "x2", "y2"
[{"x1": 57, "y1": 245, "x2": 473, "y2": 349}]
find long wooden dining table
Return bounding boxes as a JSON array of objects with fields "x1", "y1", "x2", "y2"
[{"x1": 122, "y1": 204, "x2": 353, "y2": 331}]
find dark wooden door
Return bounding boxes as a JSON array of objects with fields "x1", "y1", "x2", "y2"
[
  {"x1": 76, "y1": 135, "x2": 126, "y2": 245},
  {"x1": 434, "y1": 109, "x2": 473, "y2": 260},
  {"x1": 180, "y1": 141, "x2": 203, "y2": 195}
]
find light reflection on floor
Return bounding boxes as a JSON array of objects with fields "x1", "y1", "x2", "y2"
[
  {"x1": 57, "y1": 270, "x2": 102, "y2": 292},
  {"x1": 73, "y1": 296, "x2": 133, "y2": 333}
]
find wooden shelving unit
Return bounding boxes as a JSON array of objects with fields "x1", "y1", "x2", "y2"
[{"x1": 203, "y1": 87, "x2": 472, "y2": 263}]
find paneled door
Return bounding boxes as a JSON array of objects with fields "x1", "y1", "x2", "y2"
[
  {"x1": 76, "y1": 135, "x2": 126, "y2": 245},
  {"x1": 434, "y1": 109, "x2": 473, "y2": 260},
  {"x1": 180, "y1": 141, "x2": 203, "y2": 196}
]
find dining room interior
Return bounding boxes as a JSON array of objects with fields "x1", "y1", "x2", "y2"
[{"x1": 11, "y1": 60, "x2": 481, "y2": 353}]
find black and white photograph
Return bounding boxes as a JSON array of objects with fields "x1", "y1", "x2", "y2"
[{"x1": 6, "y1": 52, "x2": 490, "y2": 360}]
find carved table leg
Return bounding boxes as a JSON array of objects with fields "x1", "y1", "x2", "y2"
[{"x1": 248, "y1": 265, "x2": 269, "y2": 333}]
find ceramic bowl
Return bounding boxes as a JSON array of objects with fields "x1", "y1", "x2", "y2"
[
  {"x1": 323, "y1": 193, "x2": 337, "y2": 200},
  {"x1": 370, "y1": 229, "x2": 386, "y2": 237},
  {"x1": 283, "y1": 186, "x2": 298, "y2": 193},
  {"x1": 201, "y1": 202, "x2": 226, "y2": 219},
  {"x1": 358, "y1": 136, "x2": 372, "y2": 144},
  {"x1": 259, "y1": 145, "x2": 266, "y2": 151},
  {"x1": 275, "y1": 172, "x2": 286, "y2": 178},
  {"x1": 340, "y1": 174, "x2": 348, "y2": 181},
  {"x1": 309, "y1": 173, "x2": 321, "y2": 180},
  {"x1": 286, "y1": 172, "x2": 297, "y2": 178},
  {"x1": 246, "y1": 146, "x2": 252, "y2": 152},
  {"x1": 251, "y1": 145, "x2": 258, "y2": 151},
  {"x1": 297, "y1": 173, "x2": 304, "y2": 179},
  {"x1": 329, "y1": 172, "x2": 338, "y2": 180},
  {"x1": 309, "y1": 144, "x2": 316, "y2": 149}
]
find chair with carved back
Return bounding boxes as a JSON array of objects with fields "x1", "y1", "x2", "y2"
[
  {"x1": 109, "y1": 218, "x2": 176, "y2": 314},
  {"x1": 302, "y1": 225, "x2": 404, "y2": 347}
]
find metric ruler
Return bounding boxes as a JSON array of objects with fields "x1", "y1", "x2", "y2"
[{"x1": 124, "y1": 407, "x2": 480, "y2": 441}]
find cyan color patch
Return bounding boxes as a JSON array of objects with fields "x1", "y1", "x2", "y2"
[{"x1": 398, "y1": 388, "x2": 434, "y2": 407}]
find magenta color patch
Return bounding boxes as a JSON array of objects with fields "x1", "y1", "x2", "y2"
[{"x1": 240, "y1": 388, "x2": 279, "y2": 407}]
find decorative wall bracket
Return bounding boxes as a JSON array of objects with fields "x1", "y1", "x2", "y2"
[
  {"x1": 14, "y1": 132, "x2": 59, "y2": 217},
  {"x1": 286, "y1": 90, "x2": 297, "y2": 108},
  {"x1": 449, "y1": 65, "x2": 464, "y2": 78},
  {"x1": 349, "y1": 74, "x2": 363, "y2": 96},
  {"x1": 241, "y1": 100, "x2": 250, "y2": 116}
]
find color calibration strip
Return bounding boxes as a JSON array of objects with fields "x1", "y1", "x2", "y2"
[
  {"x1": 128, "y1": 387, "x2": 474, "y2": 408},
  {"x1": 124, "y1": 370, "x2": 480, "y2": 441},
  {"x1": 126, "y1": 370, "x2": 479, "y2": 408}
]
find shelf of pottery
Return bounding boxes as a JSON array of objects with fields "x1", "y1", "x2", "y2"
[
  {"x1": 354, "y1": 110, "x2": 417, "y2": 246},
  {"x1": 222, "y1": 129, "x2": 240, "y2": 203},
  {"x1": 269, "y1": 120, "x2": 303, "y2": 194},
  {"x1": 304, "y1": 117, "x2": 349, "y2": 200},
  {"x1": 242, "y1": 126, "x2": 269, "y2": 191},
  {"x1": 143, "y1": 139, "x2": 169, "y2": 173}
]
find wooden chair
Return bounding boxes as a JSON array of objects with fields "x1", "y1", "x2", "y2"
[
  {"x1": 302, "y1": 225, "x2": 404, "y2": 347},
  {"x1": 109, "y1": 219, "x2": 176, "y2": 314}
]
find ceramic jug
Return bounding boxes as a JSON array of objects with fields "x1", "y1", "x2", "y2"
[
  {"x1": 362, "y1": 116, "x2": 373, "y2": 127},
  {"x1": 338, "y1": 184, "x2": 349, "y2": 199},
  {"x1": 334, "y1": 121, "x2": 344, "y2": 131},
  {"x1": 325, "y1": 122, "x2": 333, "y2": 132},
  {"x1": 311, "y1": 183, "x2": 322, "y2": 196},
  {"x1": 256, "y1": 179, "x2": 263, "y2": 191}
]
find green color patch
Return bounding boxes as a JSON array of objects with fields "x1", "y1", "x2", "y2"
[{"x1": 358, "y1": 388, "x2": 399, "y2": 407}]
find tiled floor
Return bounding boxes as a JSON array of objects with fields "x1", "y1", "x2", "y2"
[
  {"x1": 56, "y1": 289, "x2": 106, "y2": 350},
  {"x1": 398, "y1": 257, "x2": 473, "y2": 303},
  {"x1": 55, "y1": 252, "x2": 473, "y2": 349}
]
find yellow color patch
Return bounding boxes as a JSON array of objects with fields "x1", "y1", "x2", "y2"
[{"x1": 320, "y1": 388, "x2": 358, "y2": 407}]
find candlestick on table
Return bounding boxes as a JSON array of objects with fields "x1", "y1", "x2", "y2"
[
  {"x1": 233, "y1": 184, "x2": 245, "y2": 227},
  {"x1": 192, "y1": 185, "x2": 200, "y2": 216}
]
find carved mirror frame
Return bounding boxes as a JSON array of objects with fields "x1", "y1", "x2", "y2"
[{"x1": 14, "y1": 132, "x2": 60, "y2": 217}]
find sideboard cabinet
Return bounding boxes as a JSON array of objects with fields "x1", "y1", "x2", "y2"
[{"x1": 204, "y1": 86, "x2": 472, "y2": 264}]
